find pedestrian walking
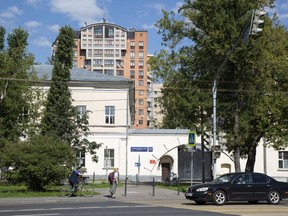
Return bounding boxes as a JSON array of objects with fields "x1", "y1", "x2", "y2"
[{"x1": 109, "y1": 168, "x2": 119, "y2": 198}]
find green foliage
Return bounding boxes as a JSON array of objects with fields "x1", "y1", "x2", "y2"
[
  {"x1": 41, "y1": 25, "x2": 102, "y2": 163},
  {"x1": 0, "y1": 135, "x2": 75, "y2": 191},
  {"x1": 151, "y1": 0, "x2": 288, "y2": 171},
  {"x1": 0, "y1": 26, "x2": 34, "y2": 142}
]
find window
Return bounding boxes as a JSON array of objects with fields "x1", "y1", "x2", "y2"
[
  {"x1": 130, "y1": 41, "x2": 135, "y2": 49},
  {"x1": 105, "y1": 106, "x2": 115, "y2": 124},
  {"x1": 139, "y1": 51, "x2": 144, "y2": 59},
  {"x1": 139, "y1": 109, "x2": 144, "y2": 115},
  {"x1": 139, "y1": 41, "x2": 144, "y2": 49},
  {"x1": 130, "y1": 51, "x2": 135, "y2": 59},
  {"x1": 88, "y1": 49, "x2": 92, "y2": 57},
  {"x1": 234, "y1": 174, "x2": 250, "y2": 184},
  {"x1": 76, "y1": 149, "x2": 85, "y2": 166},
  {"x1": 104, "y1": 49, "x2": 114, "y2": 57},
  {"x1": 130, "y1": 70, "x2": 135, "y2": 78},
  {"x1": 139, "y1": 70, "x2": 144, "y2": 79},
  {"x1": 139, "y1": 80, "x2": 144, "y2": 86},
  {"x1": 130, "y1": 60, "x2": 135, "y2": 68},
  {"x1": 138, "y1": 120, "x2": 144, "y2": 125},
  {"x1": 252, "y1": 173, "x2": 268, "y2": 183},
  {"x1": 104, "y1": 148, "x2": 114, "y2": 168},
  {"x1": 94, "y1": 39, "x2": 103, "y2": 45},
  {"x1": 94, "y1": 49, "x2": 103, "y2": 57},
  {"x1": 94, "y1": 27, "x2": 103, "y2": 38},
  {"x1": 139, "y1": 60, "x2": 144, "y2": 68},
  {"x1": 105, "y1": 27, "x2": 114, "y2": 38},
  {"x1": 18, "y1": 107, "x2": 29, "y2": 125},
  {"x1": 93, "y1": 59, "x2": 103, "y2": 66},
  {"x1": 105, "y1": 40, "x2": 114, "y2": 46},
  {"x1": 138, "y1": 90, "x2": 144, "y2": 96},
  {"x1": 104, "y1": 69, "x2": 114, "y2": 75},
  {"x1": 138, "y1": 99, "x2": 144, "y2": 105},
  {"x1": 279, "y1": 151, "x2": 288, "y2": 169},
  {"x1": 104, "y1": 59, "x2": 114, "y2": 66},
  {"x1": 76, "y1": 105, "x2": 86, "y2": 119},
  {"x1": 73, "y1": 50, "x2": 77, "y2": 57},
  {"x1": 116, "y1": 70, "x2": 124, "y2": 76}
]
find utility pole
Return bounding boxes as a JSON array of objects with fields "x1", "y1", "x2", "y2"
[{"x1": 212, "y1": 8, "x2": 265, "y2": 178}]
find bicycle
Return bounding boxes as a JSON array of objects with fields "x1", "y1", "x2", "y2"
[{"x1": 60, "y1": 176, "x2": 94, "y2": 197}]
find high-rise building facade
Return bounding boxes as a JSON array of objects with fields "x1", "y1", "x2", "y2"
[{"x1": 58, "y1": 20, "x2": 150, "y2": 129}]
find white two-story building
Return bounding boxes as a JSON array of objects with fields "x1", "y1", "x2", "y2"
[{"x1": 33, "y1": 65, "x2": 288, "y2": 183}]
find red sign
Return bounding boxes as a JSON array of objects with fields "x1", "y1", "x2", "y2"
[{"x1": 150, "y1": 160, "x2": 156, "y2": 164}]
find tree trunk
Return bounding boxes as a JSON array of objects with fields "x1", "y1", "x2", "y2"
[
  {"x1": 233, "y1": 103, "x2": 241, "y2": 172},
  {"x1": 245, "y1": 141, "x2": 257, "y2": 172},
  {"x1": 233, "y1": 148, "x2": 241, "y2": 172}
]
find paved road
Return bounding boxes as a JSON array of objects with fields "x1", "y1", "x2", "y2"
[{"x1": 0, "y1": 185, "x2": 288, "y2": 216}]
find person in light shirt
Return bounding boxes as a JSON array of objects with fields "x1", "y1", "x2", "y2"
[{"x1": 109, "y1": 168, "x2": 119, "y2": 198}]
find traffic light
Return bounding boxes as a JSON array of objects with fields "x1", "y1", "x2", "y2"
[
  {"x1": 250, "y1": 9, "x2": 265, "y2": 35},
  {"x1": 213, "y1": 145, "x2": 221, "y2": 159}
]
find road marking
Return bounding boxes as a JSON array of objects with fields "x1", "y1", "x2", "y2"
[
  {"x1": 12, "y1": 214, "x2": 60, "y2": 216},
  {"x1": 0, "y1": 204, "x2": 152, "y2": 214}
]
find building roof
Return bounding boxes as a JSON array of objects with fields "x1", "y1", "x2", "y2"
[
  {"x1": 128, "y1": 129, "x2": 189, "y2": 135},
  {"x1": 32, "y1": 65, "x2": 132, "y2": 83}
]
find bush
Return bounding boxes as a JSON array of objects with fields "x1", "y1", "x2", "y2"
[{"x1": 0, "y1": 135, "x2": 75, "y2": 191}]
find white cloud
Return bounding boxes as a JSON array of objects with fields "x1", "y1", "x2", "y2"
[
  {"x1": 50, "y1": 0, "x2": 107, "y2": 26},
  {"x1": 25, "y1": 21, "x2": 42, "y2": 28},
  {"x1": 26, "y1": 0, "x2": 45, "y2": 5},
  {"x1": 142, "y1": 23, "x2": 157, "y2": 30},
  {"x1": 33, "y1": 36, "x2": 51, "y2": 47},
  {"x1": 173, "y1": 2, "x2": 184, "y2": 13},
  {"x1": 0, "y1": 5, "x2": 23, "y2": 18},
  {"x1": 48, "y1": 24, "x2": 60, "y2": 32},
  {"x1": 147, "y1": 3, "x2": 164, "y2": 15}
]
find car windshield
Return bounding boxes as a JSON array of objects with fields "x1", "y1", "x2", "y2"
[{"x1": 213, "y1": 173, "x2": 236, "y2": 183}]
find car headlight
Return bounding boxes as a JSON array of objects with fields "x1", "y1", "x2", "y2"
[{"x1": 196, "y1": 187, "x2": 209, "y2": 192}]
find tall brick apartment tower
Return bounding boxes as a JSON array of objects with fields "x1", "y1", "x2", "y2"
[{"x1": 53, "y1": 20, "x2": 150, "y2": 128}]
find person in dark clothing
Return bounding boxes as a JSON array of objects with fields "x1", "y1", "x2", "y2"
[{"x1": 69, "y1": 166, "x2": 82, "y2": 195}]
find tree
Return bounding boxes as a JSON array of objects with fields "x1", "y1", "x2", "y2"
[
  {"x1": 41, "y1": 26, "x2": 101, "y2": 164},
  {"x1": 0, "y1": 135, "x2": 75, "y2": 191},
  {"x1": 150, "y1": 0, "x2": 288, "y2": 172},
  {"x1": 0, "y1": 26, "x2": 34, "y2": 142}
]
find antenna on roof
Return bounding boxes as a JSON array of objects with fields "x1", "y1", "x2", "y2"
[{"x1": 103, "y1": 11, "x2": 106, "y2": 23}]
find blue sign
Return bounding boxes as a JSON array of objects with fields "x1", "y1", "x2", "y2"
[
  {"x1": 188, "y1": 131, "x2": 196, "y2": 147},
  {"x1": 135, "y1": 162, "x2": 141, "y2": 167},
  {"x1": 131, "y1": 147, "x2": 153, "y2": 152}
]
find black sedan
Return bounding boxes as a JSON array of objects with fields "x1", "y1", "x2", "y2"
[{"x1": 185, "y1": 172, "x2": 288, "y2": 205}]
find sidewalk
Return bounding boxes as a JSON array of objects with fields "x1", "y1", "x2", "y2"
[{"x1": 0, "y1": 185, "x2": 186, "y2": 205}]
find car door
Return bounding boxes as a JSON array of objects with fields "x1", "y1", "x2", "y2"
[
  {"x1": 229, "y1": 174, "x2": 253, "y2": 201},
  {"x1": 251, "y1": 173, "x2": 270, "y2": 200}
]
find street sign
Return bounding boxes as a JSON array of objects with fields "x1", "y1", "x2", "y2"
[
  {"x1": 135, "y1": 162, "x2": 141, "y2": 167},
  {"x1": 131, "y1": 147, "x2": 153, "y2": 152},
  {"x1": 188, "y1": 131, "x2": 196, "y2": 147}
]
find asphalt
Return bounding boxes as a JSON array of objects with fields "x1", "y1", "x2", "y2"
[{"x1": 0, "y1": 185, "x2": 187, "y2": 205}]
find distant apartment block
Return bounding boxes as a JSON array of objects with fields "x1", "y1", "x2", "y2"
[{"x1": 53, "y1": 19, "x2": 151, "y2": 129}]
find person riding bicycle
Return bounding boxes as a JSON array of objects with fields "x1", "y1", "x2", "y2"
[{"x1": 69, "y1": 166, "x2": 82, "y2": 195}]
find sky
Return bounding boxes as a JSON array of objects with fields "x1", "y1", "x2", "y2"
[{"x1": 0, "y1": 0, "x2": 288, "y2": 64}]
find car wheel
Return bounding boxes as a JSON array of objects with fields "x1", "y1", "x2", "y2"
[
  {"x1": 248, "y1": 200, "x2": 258, "y2": 204},
  {"x1": 195, "y1": 200, "x2": 206, "y2": 205},
  {"x1": 212, "y1": 190, "x2": 226, "y2": 205},
  {"x1": 267, "y1": 190, "x2": 281, "y2": 205}
]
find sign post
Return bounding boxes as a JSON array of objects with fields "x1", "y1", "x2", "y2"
[{"x1": 188, "y1": 131, "x2": 196, "y2": 186}]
